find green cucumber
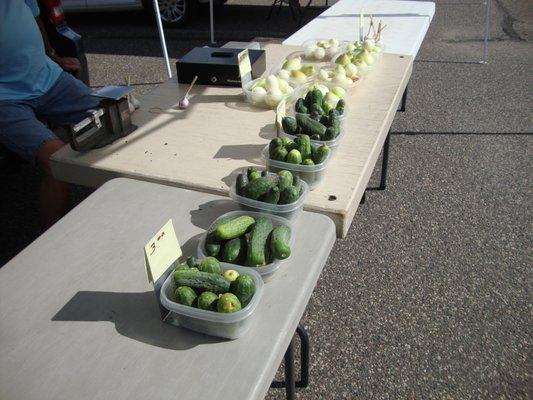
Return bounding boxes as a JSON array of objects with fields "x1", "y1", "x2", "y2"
[
  {"x1": 271, "y1": 146, "x2": 288, "y2": 161},
  {"x1": 248, "y1": 170, "x2": 261, "y2": 181},
  {"x1": 310, "y1": 134, "x2": 321, "y2": 141},
  {"x1": 269, "y1": 137, "x2": 283, "y2": 154},
  {"x1": 230, "y1": 274, "x2": 256, "y2": 307},
  {"x1": 186, "y1": 256, "x2": 199, "y2": 268},
  {"x1": 174, "y1": 286, "x2": 197, "y2": 307},
  {"x1": 199, "y1": 257, "x2": 222, "y2": 274},
  {"x1": 236, "y1": 173, "x2": 249, "y2": 195},
  {"x1": 311, "y1": 89, "x2": 323, "y2": 107},
  {"x1": 295, "y1": 98, "x2": 308, "y2": 114},
  {"x1": 205, "y1": 243, "x2": 221, "y2": 257},
  {"x1": 309, "y1": 103, "x2": 324, "y2": 116},
  {"x1": 323, "y1": 126, "x2": 339, "y2": 140},
  {"x1": 174, "y1": 263, "x2": 189, "y2": 272},
  {"x1": 282, "y1": 117, "x2": 298, "y2": 135},
  {"x1": 320, "y1": 115, "x2": 330, "y2": 126},
  {"x1": 286, "y1": 149, "x2": 302, "y2": 165},
  {"x1": 260, "y1": 186, "x2": 280, "y2": 204},
  {"x1": 277, "y1": 170, "x2": 294, "y2": 191},
  {"x1": 280, "y1": 137, "x2": 293, "y2": 147},
  {"x1": 243, "y1": 176, "x2": 275, "y2": 200},
  {"x1": 217, "y1": 293, "x2": 242, "y2": 313},
  {"x1": 336, "y1": 98, "x2": 346, "y2": 114},
  {"x1": 270, "y1": 225, "x2": 292, "y2": 260},
  {"x1": 309, "y1": 111, "x2": 322, "y2": 122},
  {"x1": 197, "y1": 291, "x2": 218, "y2": 311},
  {"x1": 173, "y1": 270, "x2": 230, "y2": 294},
  {"x1": 313, "y1": 144, "x2": 330, "y2": 164},
  {"x1": 214, "y1": 215, "x2": 256, "y2": 240},
  {"x1": 304, "y1": 91, "x2": 314, "y2": 109},
  {"x1": 246, "y1": 217, "x2": 274, "y2": 267},
  {"x1": 296, "y1": 114, "x2": 326, "y2": 138},
  {"x1": 221, "y1": 237, "x2": 247, "y2": 264},
  {"x1": 295, "y1": 134, "x2": 312, "y2": 160},
  {"x1": 279, "y1": 186, "x2": 300, "y2": 204},
  {"x1": 247, "y1": 167, "x2": 259, "y2": 179}
]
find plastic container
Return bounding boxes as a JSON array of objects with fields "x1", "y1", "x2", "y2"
[
  {"x1": 315, "y1": 65, "x2": 364, "y2": 91},
  {"x1": 160, "y1": 263, "x2": 264, "y2": 339},
  {"x1": 261, "y1": 144, "x2": 330, "y2": 190},
  {"x1": 301, "y1": 38, "x2": 350, "y2": 62},
  {"x1": 197, "y1": 210, "x2": 295, "y2": 281},
  {"x1": 279, "y1": 127, "x2": 345, "y2": 154},
  {"x1": 332, "y1": 51, "x2": 374, "y2": 76},
  {"x1": 229, "y1": 168, "x2": 309, "y2": 220},
  {"x1": 285, "y1": 81, "x2": 349, "y2": 121},
  {"x1": 242, "y1": 77, "x2": 294, "y2": 109}
]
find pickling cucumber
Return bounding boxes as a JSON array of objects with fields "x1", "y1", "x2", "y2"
[{"x1": 246, "y1": 217, "x2": 274, "y2": 267}]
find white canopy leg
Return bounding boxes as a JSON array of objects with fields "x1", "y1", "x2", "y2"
[{"x1": 152, "y1": 0, "x2": 173, "y2": 78}]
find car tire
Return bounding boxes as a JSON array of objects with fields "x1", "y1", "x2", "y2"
[{"x1": 143, "y1": 0, "x2": 198, "y2": 28}]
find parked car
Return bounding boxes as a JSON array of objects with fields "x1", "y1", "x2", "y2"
[{"x1": 60, "y1": 0, "x2": 227, "y2": 28}]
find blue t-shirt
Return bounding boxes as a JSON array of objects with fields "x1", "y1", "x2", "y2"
[{"x1": 0, "y1": 0, "x2": 62, "y2": 101}]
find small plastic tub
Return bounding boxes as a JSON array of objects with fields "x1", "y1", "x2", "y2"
[
  {"x1": 279, "y1": 119, "x2": 346, "y2": 154},
  {"x1": 301, "y1": 38, "x2": 350, "y2": 62},
  {"x1": 197, "y1": 210, "x2": 295, "y2": 281},
  {"x1": 242, "y1": 77, "x2": 293, "y2": 109},
  {"x1": 285, "y1": 81, "x2": 349, "y2": 121},
  {"x1": 315, "y1": 66, "x2": 364, "y2": 91},
  {"x1": 261, "y1": 144, "x2": 330, "y2": 190},
  {"x1": 160, "y1": 263, "x2": 264, "y2": 339},
  {"x1": 229, "y1": 168, "x2": 309, "y2": 220}
]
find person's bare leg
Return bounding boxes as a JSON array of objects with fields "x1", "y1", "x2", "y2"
[{"x1": 36, "y1": 139, "x2": 69, "y2": 228}]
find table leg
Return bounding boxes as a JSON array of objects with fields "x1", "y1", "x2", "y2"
[
  {"x1": 295, "y1": 324, "x2": 309, "y2": 388},
  {"x1": 399, "y1": 84, "x2": 408, "y2": 112},
  {"x1": 360, "y1": 191, "x2": 366, "y2": 205},
  {"x1": 378, "y1": 131, "x2": 391, "y2": 191},
  {"x1": 284, "y1": 338, "x2": 296, "y2": 399},
  {"x1": 271, "y1": 323, "x2": 310, "y2": 398}
]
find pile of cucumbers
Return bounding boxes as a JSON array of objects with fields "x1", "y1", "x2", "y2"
[
  {"x1": 173, "y1": 256, "x2": 256, "y2": 313},
  {"x1": 269, "y1": 135, "x2": 330, "y2": 166},
  {"x1": 294, "y1": 88, "x2": 346, "y2": 117},
  {"x1": 237, "y1": 167, "x2": 303, "y2": 205},
  {"x1": 205, "y1": 214, "x2": 292, "y2": 267},
  {"x1": 282, "y1": 102, "x2": 342, "y2": 144}
]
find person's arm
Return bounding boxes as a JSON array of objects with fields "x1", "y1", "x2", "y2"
[{"x1": 35, "y1": 16, "x2": 81, "y2": 75}]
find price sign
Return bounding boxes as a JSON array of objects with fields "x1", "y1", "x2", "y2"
[
  {"x1": 144, "y1": 219, "x2": 181, "y2": 283},
  {"x1": 237, "y1": 49, "x2": 252, "y2": 88},
  {"x1": 275, "y1": 98, "x2": 286, "y2": 134}
]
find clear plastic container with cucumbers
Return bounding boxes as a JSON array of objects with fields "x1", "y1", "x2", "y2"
[
  {"x1": 197, "y1": 210, "x2": 296, "y2": 282},
  {"x1": 160, "y1": 262, "x2": 264, "y2": 339},
  {"x1": 261, "y1": 141, "x2": 331, "y2": 190}
]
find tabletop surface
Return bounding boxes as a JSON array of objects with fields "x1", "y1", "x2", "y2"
[
  {"x1": 0, "y1": 178, "x2": 336, "y2": 400},
  {"x1": 283, "y1": 0, "x2": 435, "y2": 57},
  {"x1": 51, "y1": 43, "x2": 412, "y2": 237}
]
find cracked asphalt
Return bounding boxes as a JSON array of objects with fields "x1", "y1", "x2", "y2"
[{"x1": 0, "y1": 1, "x2": 531, "y2": 399}]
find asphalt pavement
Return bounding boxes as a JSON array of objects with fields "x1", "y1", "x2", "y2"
[{"x1": 0, "y1": 0, "x2": 531, "y2": 399}]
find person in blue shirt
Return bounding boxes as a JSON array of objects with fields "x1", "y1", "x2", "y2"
[{"x1": 0, "y1": 0, "x2": 98, "y2": 228}]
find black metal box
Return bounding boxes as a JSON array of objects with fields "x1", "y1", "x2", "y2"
[{"x1": 176, "y1": 47, "x2": 266, "y2": 87}]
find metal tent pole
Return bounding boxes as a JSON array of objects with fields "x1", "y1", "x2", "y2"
[
  {"x1": 152, "y1": 0, "x2": 172, "y2": 78},
  {"x1": 210, "y1": 0, "x2": 215, "y2": 44},
  {"x1": 481, "y1": 0, "x2": 491, "y2": 64}
]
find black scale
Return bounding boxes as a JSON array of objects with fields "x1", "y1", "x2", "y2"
[{"x1": 67, "y1": 86, "x2": 136, "y2": 152}]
